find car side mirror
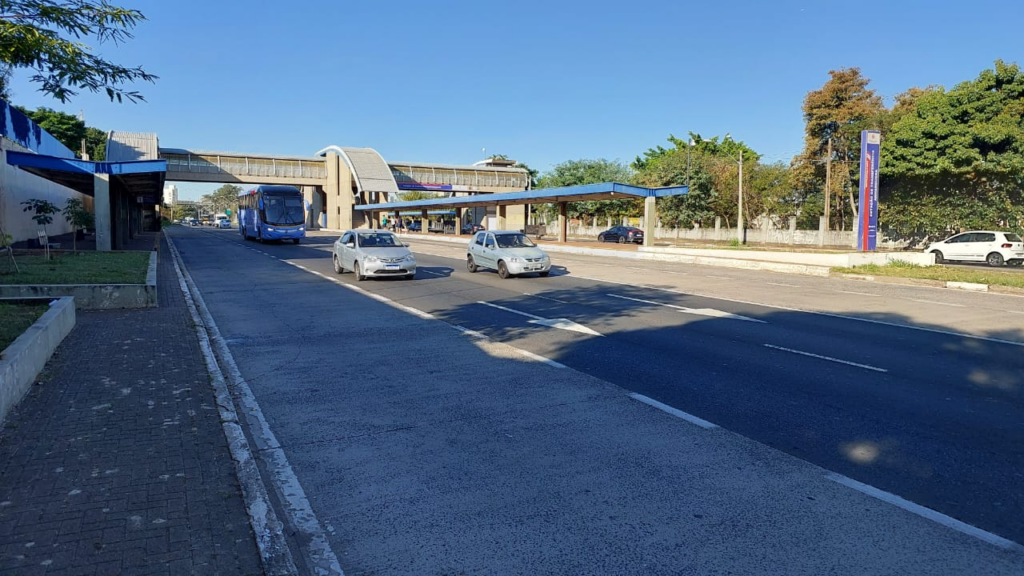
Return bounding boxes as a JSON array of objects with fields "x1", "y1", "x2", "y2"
[{"x1": 345, "y1": 242, "x2": 355, "y2": 248}]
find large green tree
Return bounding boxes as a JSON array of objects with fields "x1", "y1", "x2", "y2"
[
  {"x1": 792, "y1": 68, "x2": 885, "y2": 230},
  {"x1": 0, "y1": 0, "x2": 157, "y2": 103},
  {"x1": 536, "y1": 158, "x2": 633, "y2": 225},
  {"x1": 17, "y1": 106, "x2": 105, "y2": 159},
  {"x1": 202, "y1": 184, "x2": 242, "y2": 215},
  {"x1": 880, "y1": 60, "x2": 1024, "y2": 239}
]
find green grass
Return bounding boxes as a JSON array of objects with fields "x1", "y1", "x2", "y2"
[
  {"x1": 832, "y1": 262, "x2": 1024, "y2": 289},
  {"x1": 0, "y1": 252, "x2": 150, "y2": 285},
  {"x1": 0, "y1": 303, "x2": 47, "y2": 352}
]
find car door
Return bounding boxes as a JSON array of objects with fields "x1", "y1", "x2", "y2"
[
  {"x1": 942, "y1": 233, "x2": 971, "y2": 260},
  {"x1": 969, "y1": 232, "x2": 996, "y2": 261},
  {"x1": 469, "y1": 232, "x2": 486, "y2": 265},
  {"x1": 481, "y1": 234, "x2": 498, "y2": 268},
  {"x1": 339, "y1": 232, "x2": 355, "y2": 268},
  {"x1": 608, "y1": 226, "x2": 621, "y2": 241}
]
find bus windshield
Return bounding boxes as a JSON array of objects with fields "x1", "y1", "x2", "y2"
[{"x1": 263, "y1": 194, "x2": 304, "y2": 225}]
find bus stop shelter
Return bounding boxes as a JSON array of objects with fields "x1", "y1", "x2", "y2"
[{"x1": 355, "y1": 182, "x2": 688, "y2": 247}]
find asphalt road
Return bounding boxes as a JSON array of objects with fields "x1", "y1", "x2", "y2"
[{"x1": 171, "y1": 227, "x2": 1024, "y2": 570}]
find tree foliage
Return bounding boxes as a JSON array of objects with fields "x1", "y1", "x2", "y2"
[
  {"x1": 17, "y1": 106, "x2": 105, "y2": 159},
  {"x1": 536, "y1": 159, "x2": 633, "y2": 224},
  {"x1": 0, "y1": 0, "x2": 157, "y2": 103},
  {"x1": 880, "y1": 60, "x2": 1024, "y2": 238},
  {"x1": 201, "y1": 184, "x2": 242, "y2": 215}
]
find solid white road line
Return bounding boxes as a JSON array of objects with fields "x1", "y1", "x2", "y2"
[
  {"x1": 909, "y1": 298, "x2": 966, "y2": 308},
  {"x1": 478, "y1": 301, "x2": 602, "y2": 336},
  {"x1": 763, "y1": 344, "x2": 888, "y2": 373},
  {"x1": 768, "y1": 282, "x2": 801, "y2": 288},
  {"x1": 524, "y1": 292, "x2": 572, "y2": 305},
  {"x1": 705, "y1": 275, "x2": 732, "y2": 280},
  {"x1": 837, "y1": 290, "x2": 880, "y2": 297},
  {"x1": 628, "y1": 393, "x2": 718, "y2": 429},
  {"x1": 420, "y1": 269, "x2": 447, "y2": 276},
  {"x1": 825, "y1": 473, "x2": 1023, "y2": 551},
  {"x1": 478, "y1": 301, "x2": 544, "y2": 320},
  {"x1": 607, "y1": 293, "x2": 765, "y2": 323}
]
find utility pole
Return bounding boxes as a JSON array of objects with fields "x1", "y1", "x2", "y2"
[
  {"x1": 824, "y1": 137, "x2": 832, "y2": 233},
  {"x1": 737, "y1": 149, "x2": 744, "y2": 244}
]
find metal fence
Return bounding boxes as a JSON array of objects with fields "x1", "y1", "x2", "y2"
[
  {"x1": 162, "y1": 153, "x2": 327, "y2": 180},
  {"x1": 391, "y1": 165, "x2": 528, "y2": 190}
]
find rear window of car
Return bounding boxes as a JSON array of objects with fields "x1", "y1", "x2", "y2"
[
  {"x1": 1005, "y1": 233, "x2": 1022, "y2": 243},
  {"x1": 975, "y1": 233, "x2": 996, "y2": 242}
]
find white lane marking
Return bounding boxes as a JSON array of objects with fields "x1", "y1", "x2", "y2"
[
  {"x1": 524, "y1": 293, "x2": 571, "y2": 305},
  {"x1": 826, "y1": 473, "x2": 1023, "y2": 552},
  {"x1": 837, "y1": 290, "x2": 880, "y2": 297},
  {"x1": 515, "y1": 349, "x2": 567, "y2": 369},
  {"x1": 705, "y1": 275, "x2": 732, "y2": 280},
  {"x1": 477, "y1": 301, "x2": 603, "y2": 336},
  {"x1": 569, "y1": 275, "x2": 1024, "y2": 348},
  {"x1": 763, "y1": 344, "x2": 888, "y2": 373},
  {"x1": 628, "y1": 393, "x2": 718, "y2": 429},
  {"x1": 908, "y1": 298, "x2": 966, "y2": 308},
  {"x1": 607, "y1": 294, "x2": 765, "y2": 323},
  {"x1": 450, "y1": 325, "x2": 488, "y2": 339},
  {"x1": 479, "y1": 301, "x2": 543, "y2": 320},
  {"x1": 1009, "y1": 310, "x2": 1024, "y2": 315},
  {"x1": 768, "y1": 282, "x2": 801, "y2": 288}
]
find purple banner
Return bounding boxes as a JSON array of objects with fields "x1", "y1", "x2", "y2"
[{"x1": 858, "y1": 131, "x2": 880, "y2": 251}]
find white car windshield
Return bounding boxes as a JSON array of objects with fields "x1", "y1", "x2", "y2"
[
  {"x1": 357, "y1": 233, "x2": 403, "y2": 247},
  {"x1": 495, "y1": 233, "x2": 536, "y2": 248}
]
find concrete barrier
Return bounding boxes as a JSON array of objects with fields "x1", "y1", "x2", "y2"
[
  {"x1": 641, "y1": 246, "x2": 935, "y2": 268},
  {"x1": 0, "y1": 297, "x2": 76, "y2": 424},
  {"x1": 0, "y1": 252, "x2": 157, "y2": 309}
]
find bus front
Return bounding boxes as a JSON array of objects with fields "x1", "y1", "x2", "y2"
[{"x1": 260, "y1": 189, "x2": 306, "y2": 243}]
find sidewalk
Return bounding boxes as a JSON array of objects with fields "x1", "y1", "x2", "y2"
[{"x1": 0, "y1": 236, "x2": 262, "y2": 575}]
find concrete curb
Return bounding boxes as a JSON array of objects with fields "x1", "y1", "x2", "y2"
[
  {"x1": 835, "y1": 273, "x2": 1024, "y2": 295},
  {"x1": 0, "y1": 252, "x2": 158, "y2": 309},
  {"x1": 0, "y1": 297, "x2": 75, "y2": 424}
]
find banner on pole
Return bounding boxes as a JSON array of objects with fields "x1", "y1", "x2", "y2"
[{"x1": 858, "y1": 131, "x2": 880, "y2": 251}]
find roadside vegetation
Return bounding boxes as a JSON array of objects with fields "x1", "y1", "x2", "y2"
[
  {"x1": 0, "y1": 303, "x2": 47, "y2": 352},
  {"x1": 0, "y1": 252, "x2": 149, "y2": 285},
  {"x1": 832, "y1": 262, "x2": 1024, "y2": 289}
]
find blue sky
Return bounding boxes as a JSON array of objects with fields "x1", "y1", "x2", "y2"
[{"x1": 8, "y1": 0, "x2": 1023, "y2": 200}]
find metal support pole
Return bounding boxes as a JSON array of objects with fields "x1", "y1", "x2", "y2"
[{"x1": 737, "y1": 150, "x2": 744, "y2": 244}]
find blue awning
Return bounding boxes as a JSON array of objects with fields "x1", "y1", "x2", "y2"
[
  {"x1": 354, "y1": 182, "x2": 687, "y2": 212},
  {"x1": 6, "y1": 150, "x2": 166, "y2": 199}
]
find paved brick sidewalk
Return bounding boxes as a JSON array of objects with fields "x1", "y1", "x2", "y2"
[{"x1": 0, "y1": 238, "x2": 263, "y2": 575}]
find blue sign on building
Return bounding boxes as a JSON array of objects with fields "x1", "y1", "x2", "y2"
[{"x1": 858, "y1": 130, "x2": 881, "y2": 251}]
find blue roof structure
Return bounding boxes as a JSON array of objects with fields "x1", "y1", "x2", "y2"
[
  {"x1": 355, "y1": 182, "x2": 688, "y2": 212},
  {"x1": 6, "y1": 150, "x2": 166, "y2": 199}
]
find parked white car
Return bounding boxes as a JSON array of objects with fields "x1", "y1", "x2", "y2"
[
  {"x1": 925, "y1": 231, "x2": 1024, "y2": 267},
  {"x1": 333, "y1": 230, "x2": 416, "y2": 280},
  {"x1": 467, "y1": 231, "x2": 551, "y2": 279}
]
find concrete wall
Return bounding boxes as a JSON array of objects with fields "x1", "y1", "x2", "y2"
[
  {"x1": 0, "y1": 297, "x2": 76, "y2": 424},
  {"x1": 0, "y1": 140, "x2": 90, "y2": 243}
]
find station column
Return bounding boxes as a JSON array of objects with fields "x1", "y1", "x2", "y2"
[
  {"x1": 558, "y1": 202, "x2": 567, "y2": 243},
  {"x1": 643, "y1": 196, "x2": 656, "y2": 247}
]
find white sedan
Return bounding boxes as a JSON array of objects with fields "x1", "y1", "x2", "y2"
[{"x1": 925, "y1": 231, "x2": 1024, "y2": 267}]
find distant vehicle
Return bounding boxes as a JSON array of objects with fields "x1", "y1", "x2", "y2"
[
  {"x1": 333, "y1": 230, "x2": 416, "y2": 281},
  {"x1": 238, "y1": 185, "x2": 306, "y2": 244},
  {"x1": 467, "y1": 231, "x2": 550, "y2": 279},
  {"x1": 216, "y1": 218, "x2": 232, "y2": 229},
  {"x1": 188, "y1": 218, "x2": 199, "y2": 227},
  {"x1": 926, "y1": 231, "x2": 1024, "y2": 267},
  {"x1": 597, "y1": 226, "x2": 644, "y2": 244},
  {"x1": 462, "y1": 223, "x2": 485, "y2": 235}
]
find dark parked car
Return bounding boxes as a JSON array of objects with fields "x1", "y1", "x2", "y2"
[
  {"x1": 598, "y1": 226, "x2": 644, "y2": 244},
  {"x1": 461, "y1": 223, "x2": 484, "y2": 235}
]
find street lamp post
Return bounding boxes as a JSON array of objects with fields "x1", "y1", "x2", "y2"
[
  {"x1": 737, "y1": 149, "x2": 744, "y2": 244},
  {"x1": 686, "y1": 139, "x2": 695, "y2": 189}
]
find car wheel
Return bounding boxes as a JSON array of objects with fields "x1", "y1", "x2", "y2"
[
  {"x1": 333, "y1": 255, "x2": 343, "y2": 274},
  {"x1": 467, "y1": 255, "x2": 478, "y2": 273},
  {"x1": 931, "y1": 250, "x2": 944, "y2": 264},
  {"x1": 986, "y1": 252, "x2": 1005, "y2": 267},
  {"x1": 617, "y1": 236, "x2": 625, "y2": 244},
  {"x1": 497, "y1": 261, "x2": 510, "y2": 279},
  {"x1": 539, "y1": 271, "x2": 550, "y2": 277},
  {"x1": 354, "y1": 262, "x2": 366, "y2": 281},
  {"x1": 598, "y1": 234, "x2": 605, "y2": 242}
]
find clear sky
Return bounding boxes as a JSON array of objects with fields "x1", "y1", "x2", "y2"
[{"x1": 8, "y1": 0, "x2": 1023, "y2": 200}]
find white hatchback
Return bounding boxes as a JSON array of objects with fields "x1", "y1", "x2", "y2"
[
  {"x1": 925, "y1": 231, "x2": 1024, "y2": 267},
  {"x1": 467, "y1": 231, "x2": 551, "y2": 279}
]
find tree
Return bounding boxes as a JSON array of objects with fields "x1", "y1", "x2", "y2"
[
  {"x1": 21, "y1": 198, "x2": 59, "y2": 257},
  {"x1": 880, "y1": 60, "x2": 1024, "y2": 239},
  {"x1": 61, "y1": 196, "x2": 92, "y2": 252},
  {"x1": 17, "y1": 106, "x2": 106, "y2": 159},
  {"x1": 399, "y1": 190, "x2": 439, "y2": 201},
  {"x1": 201, "y1": 184, "x2": 242, "y2": 215},
  {"x1": 793, "y1": 68, "x2": 885, "y2": 230},
  {"x1": 536, "y1": 159, "x2": 633, "y2": 225},
  {"x1": 0, "y1": 0, "x2": 157, "y2": 103}
]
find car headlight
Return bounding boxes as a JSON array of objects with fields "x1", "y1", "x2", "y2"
[
  {"x1": 364, "y1": 256, "x2": 379, "y2": 263},
  {"x1": 403, "y1": 255, "x2": 415, "y2": 262},
  {"x1": 299, "y1": 227, "x2": 305, "y2": 231},
  {"x1": 508, "y1": 257, "x2": 521, "y2": 263},
  {"x1": 266, "y1": 227, "x2": 275, "y2": 231}
]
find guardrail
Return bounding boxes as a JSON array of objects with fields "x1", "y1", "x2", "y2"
[{"x1": 163, "y1": 153, "x2": 327, "y2": 180}]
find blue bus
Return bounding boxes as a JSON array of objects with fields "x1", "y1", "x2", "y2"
[{"x1": 238, "y1": 185, "x2": 306, "y2": 243}]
